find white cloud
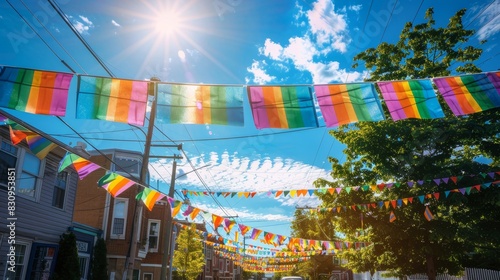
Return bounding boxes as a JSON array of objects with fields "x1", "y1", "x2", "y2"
[
  {"x1": 111, "y1": 20, "x2": 121, "y2": 27},
  {"x1": 476, "y1": 1, "x2": 500, "y2": 40},
  {"x1": 248, "y1": 0, "x2": 366, "y2": 84},
  {"x1": 246, "y1": 60, "x2": 275, "y2": 84},
  {"x1": 72, "y1": 15, "x2": 94, "y2": 34},
  {"x1": 149, "y1": 151, "x2": 330, "y2": 193},
  {"x1": 306, "y1": 0, "x2": 349, "y2": 52},
  {"x1": 349, "y1": 5, "x2": 362, "y2": 12},
  {"x1": 259, "y1": 38, "x2": 284, "y2": 60}
]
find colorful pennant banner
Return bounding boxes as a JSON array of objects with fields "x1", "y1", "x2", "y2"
[
  {"x1": 248, "y1": 85, "x2": 318, "y2": 129},
  {"x1": 315, "y1": 83, "x2": 384, "y2": 127},
  {"x1": 97, "y1": 172, "x2": 135, "y2": 197},
  {"x1": 59, "y1": 153, "x2": 101, "y2": 180},
  {"x1": 434, "y1": 73, "x2": 500, "y2": 116},
  {"x1": 156, "y1": 84, "x2": 244, "y2": 126},
  {"x1": 76, "y1": 76, "x2": 149, "y2": 126},
  {"x1": 0, "y1": 66, "x2": 73, "y2": 116},
  {"x1": 377, "y1": 79, "x2": 445, "y2": 120}
]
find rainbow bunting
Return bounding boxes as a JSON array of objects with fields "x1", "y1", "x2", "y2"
[
  {"x1": 424, "y1": 206, "x2": 434, "y2": 221},
  {"x1": 486, "y1": 71, "x2": 500, "y2": 94},
  {"x1": 8, "y1": 123, "x2": 36, "y2": 145},
  {"x1": 238, "y1": 224, "x2": 251, "y2": 236},
  {"x1": 156, "y1": 84, "x2": 244, "y2": 126},
  {"x1": 315, "y1": 83, "x2": 384, "y2": 127},
  {"x1": 434, "y1": 73, "x2": 500, "y2": 116},
  {"x1": 136, "y1": 187, "x2": 166, "y2": 211},
  {"x1": 248, "y1": 86, "x2": 318, "y2": 129},
  {"x1": 25, "y1": 135, "x2": 58, "y2": 159},
  {"x1": 0, "y1": 114, "x2": 8, "y2": 125},
  {"x1": 377, "y1": 80, "x2": 445, "y2": 120},
  {"x1": 389, "y1": 211, "x2": 396, "y2": 223},
  {"x1": 76, "y1": 76, "x2": 149, "y2": 126},
  {"x1": 0, "y1": 66, "x2": 73, "y2": 116},
  {"x1": 250, "y1": 228, "x2": 262, "y2": 240},
  {"x1": 59, "y1": 153, "x2": 101, "y2": 180},
  {"x1": 97, "y1": 173, "x2": 135, "y2": 197}
]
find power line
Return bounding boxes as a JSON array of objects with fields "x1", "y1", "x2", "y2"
[{"x1": 47, "y1": 0, "x2": 115, "y2": 77}]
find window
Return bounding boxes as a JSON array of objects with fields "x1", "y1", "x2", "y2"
[
  {"x1": 19, "y1": 151, "x2": 43, "y2": 198},
  {"x1": 0, "y1": 140, "x2": 18, "y2": 188},
  {"x1": 52, "y1": 171, "x2": 68, "y2": 209},
  {"x1": 114, "y1": 154, "x2": 141, "y2": 178},
  {"x1": 4, "y1": 242, "x2": 30, "y2": 280},
  {"x1": 147, "y1": 220, "x2": 160, "y2": 252},
  {"x1": 0, "y1": 140, "x2": 43, "y2": 198},
  {"x1": 78, "y1": 255, "x2": 90, "y2": 280},
  {"x1": 111, "y1": 198, "x2": 128, "y2": 239},
  {"x1": 143, "y1": 272, "x2": 153, "y2": 280}
]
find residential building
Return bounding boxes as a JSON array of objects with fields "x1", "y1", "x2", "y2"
[
  {"x1": 72, "y1": 147, "x2": 242, "y2": 280},
  {"x1": 0, "y1": 111, "x2": 99, "y2": 279}
]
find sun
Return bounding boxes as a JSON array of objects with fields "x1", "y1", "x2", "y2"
[{"x1": 154, "y1": 10, "x2": 182, "y2": 37}]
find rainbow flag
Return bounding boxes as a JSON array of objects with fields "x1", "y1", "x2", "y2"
[
  {"x1": 378, "y1": 80, "x2": 445, "y2": 120},
  {"x1": 25, "y1": 135, "x2": 58, "y2": 159},
  {"x1": 8, "y1": 123, "x2": 36, "y2": 145},
  {"x1": 156, "y1": 84, "x2": 244, "y2": 126},
  {"x1": 424, "y1": 206, "x2": 434, "y2": 221},
  {"x1": 136, "y1": 187, "x2": 166, "y2": 211},
  {"x1": 98, "y1": 172, "x2": 135, "y2": 197},
  {"x1": 0, "y1": 66, "x2": 73, "y2": 116},
  {"x1": 59, "y1": 153, "x2": 101, "y2": 180},
  {"x1": 434, "y1": 73, "x2": 500, "y2": 116},
  {"x1": 248, "y1": 86, "x2": 318, "y2": 129},
  {"x1": 315, "y1": 83, "x2": 384, "y2": 127},
  {"x1": 76, "y1": 76, "x2": 149, "y2": 126}
]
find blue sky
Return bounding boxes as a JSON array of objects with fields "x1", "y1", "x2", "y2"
[{"x1": 1, "y1": 0, "x2": 499, "y2": 244}]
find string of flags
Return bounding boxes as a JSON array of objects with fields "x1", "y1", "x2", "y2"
[
  {"x1": 2, "y1": 116, "x2": 499, "y2": 248},
  {"x1": 2, "y1": 115, "x2": 499, "y2": 255},
  {"x1": 1, "y1": 65, "x2": 500, "y2": 130},
  {"x1": 180, "y1": 171, "x2": 499, "y2": 198}
]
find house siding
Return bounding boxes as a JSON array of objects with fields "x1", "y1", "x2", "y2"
[{"x1": 0, "y1": 127, "x2": 79, "y2": 278}]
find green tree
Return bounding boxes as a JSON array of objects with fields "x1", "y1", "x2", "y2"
[
  {"x1": 172, "y1": 223, "x2": 205, "y2": 280},
  {"x1": 91, "y1": 238, "x2": 108, "y2": 280},
  {"x1": 53, "y1": 232, "x2": 81, "y2": 280},
  {"x1": 312, "y1": 7, "x2": 500, "y2": 280},
  {"x1": 290, "y1": 209, "x2": 337, "y2": 278}
]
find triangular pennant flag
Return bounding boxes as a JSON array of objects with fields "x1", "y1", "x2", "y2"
[
  {"x1": 389, "y1": 211, "x2": 396, "y2": 223},
  {"x1": 25, "y1": 134, "x2": 58, "y2": 159},
  {"x1": 424, "y1": 206, "x2": 434, "y2": 221},
  {"x1": 433, "y1": 178, "x2": 441, "y2": 185},
  {"x1": 98, "y1": 173, "x2": 135, "y2": 197},
  {"x1": 442, "y1": 177, "x2": 449, "y2": 184},
  {"x1": 137, "y1": 187, "x2": 166, "y2": 211},
  {"x1": 212, "y1": 214, "x2": 224, "y2": 229},
  {"x1": 59, "y1": 153, "x2": 101, "y2": 180},
  {"x1": 238, "y1": 224, "x2": 251, "y2": 236}
]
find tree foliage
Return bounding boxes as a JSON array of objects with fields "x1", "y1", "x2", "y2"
[
  {"x1": 172, "y1": 223, "x2": 205, "y2": 280},
  {"x1": 306, "y1": 7, "x2": 500, "y2": 280},
  {"x1": 91, "y1": 238, "x2": 108, "y2": 280},
  {"x1": 53, "y1": 232, "x2": 81, "y2": 280}
]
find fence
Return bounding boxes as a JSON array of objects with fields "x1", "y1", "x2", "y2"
[{"x1": 352, "y1": 268, "x2": 500, "y2": 280}]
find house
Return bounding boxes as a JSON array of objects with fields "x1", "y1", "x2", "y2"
[{"x1": 0, "y1": 110, "x2": 99, "y2": 279}]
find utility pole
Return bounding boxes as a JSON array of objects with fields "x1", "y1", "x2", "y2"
[
  {"x1": 157, "y1": 146, "x2": 182, "y2": 280},
  {"x1": 124, "y1": 77, "x2": 160, "y2": 280}
]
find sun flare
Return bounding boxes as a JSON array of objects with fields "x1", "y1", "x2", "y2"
[{"x1": 154, "y1": 10, "x2": 182, "y2": 36}]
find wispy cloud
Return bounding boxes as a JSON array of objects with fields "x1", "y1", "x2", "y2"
[
  {"x1": 70, "y1": 14, "x2": 94, "y2": 34},
  {"x1": 247, "y1": 0, "x2": 367, "y2": 84},
  {"x1": 149, "y1": 151, "x2": 329, "y2": 193},
  {"x1": 476, "y1": 1, "x2": 500, "y2": 41},
  {"x1": 111, "y1": 20, "x2": 121, "y2": 27}
]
